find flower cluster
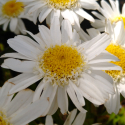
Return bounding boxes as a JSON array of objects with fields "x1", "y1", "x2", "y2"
[{"x1": 0, "y1": 0, "x2": 125, "y2": 124}]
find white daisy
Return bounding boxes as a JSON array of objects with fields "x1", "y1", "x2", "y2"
[
  {"x1": 17, "y1": 0, "x2": 99, "y2": 31},
  {"x1": 1, "y1": 17, "x2": 121, "y2": 115},
  {"x1": 81, "y1": 20, "x2": 125, "y2": 114},
  {"x1": 104, "y1": 20, "x2": 125, "y2": 114},
  {"x1": 0, "y1": 82, "x2": 49, "y2": 125},
  {"x1": 91, "y1": 0, "x2": 125, "y2": 31},
  {"x1": 0, "y1": 0, "x2": 32, "y2": 34}
]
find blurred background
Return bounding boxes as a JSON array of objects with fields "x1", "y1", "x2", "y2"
[{"x1": 0, "y1": 0, "x2": 125, "y2": 125}]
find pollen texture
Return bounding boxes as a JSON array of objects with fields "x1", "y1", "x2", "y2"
[
  {"x1": 2, "y1": 0, "x2": 24, "y2": 17},
  {"x1": 46, "y1": 0, "x2": 79, "y2": 9},
  {"x1": 0, "y1": 111, "x2": 12, "y2": 125},
  {"x1": 105, "y1": 44, "x2": 125, "y2": 81},
  {"x1": 39, "y1": 44, "x2": 85, "y2": 86}
]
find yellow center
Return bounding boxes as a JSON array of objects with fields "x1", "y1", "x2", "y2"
[
  {"x1": 0, "y1": 111, "x2": 12, "y2": 125},
  {"x1": 111, "y1": 15, "x2": 125, "y2": 28},
  {"x1": 105, "y1": 44, "x2": 125, "y2": 81},
  {"x1": 47, "y1": 0, "x2": 78, "y2": 9},
  {"x1": 39, "y1": 45, "x2": 85, "y2": 85},
  {"x1": 2, "y1": 0, "x2": 24, "y2": 17}
]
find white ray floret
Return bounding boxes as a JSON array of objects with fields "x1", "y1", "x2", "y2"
[
  {"x1": 1, "y1": 17, "x2": 121, "y2": 115},
  {"x1": 91, "y1": 0, "x2": 125, "y2": 31},
  {"x1": 0, "y1": 82, "x2": 49, "y2": 125},
  {"x1": 0, "y1": 0, "x2": 32, "y2": 34},
  {"x1": 39, "y1": 109, "x2": 86, "y2": 125},
  {"x1": 37, "y1": 109, "x2": 101, "y2": 125},
  {"x1": 17, "y1": 0, "x2": 99, "y2": 31}
]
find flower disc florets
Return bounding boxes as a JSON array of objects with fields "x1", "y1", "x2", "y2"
[
  {"x1": 46, "y1": 0, "x2": 79, "y2": 10},
  {"x1": 105, "y1": 44, "x2": 125, "y2": 83},
  {"x1": 2, "y1": 0, "x2": 24, "y2": 18},
  {"x1": 38, "y1": 44, "x2": 85, "y2": 86},
  {"x1": 0, "y1": 111, "x2": 12, "y2": 125}
]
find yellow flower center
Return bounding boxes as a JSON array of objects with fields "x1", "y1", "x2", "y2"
[
  {"x1": 105, "y1": 44, "x2": 125, "y2": 82},
  {"x1": 46, "y1": 0, "x2": 79, "y2": 9},
  {"x1": 111, "y1": 15, "x2": 125, "y2": 28},
  {"x1": 39, "y1": 44, "x2": 85, "y2": 86},
  {"x1": 2, "y1": 0, "x2": 24, "y2": 17},
  {"x1": 0, "y1": 111, "x2": 12, "y2": 125}
]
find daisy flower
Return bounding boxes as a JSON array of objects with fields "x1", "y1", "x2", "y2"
[
  {"x1": 0, "y1": 0, "x2": 32, "y2": 34},
  {"x1": 17, "y1": 0, "x2": 99, "y2": 31},
  {"x1": 104, "y1": 20, "x2": 125, "y2": 114},
  {"x1": 0, "y1": 82, "x2": 49, "y2": 125},
  {"x1": 81, "y1": 20, "x2": 125, "y2": 114},
  {"x1": 91, "y1": 0, "x2": 125, "y2": 31},
  {"x1": 1, "y1": 18, "x2": 121, "y2": 115}
]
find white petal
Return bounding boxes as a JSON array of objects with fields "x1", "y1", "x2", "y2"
[
  {"x1": 47, "y1": 94, "x2": 58, "y2": 115},
  {"x1": 10, "y1": 98, "x2": 49, "y2": 125},
  {"x1": 118, "y1": 84, "x2": 125, "y2": 98},
  {"x1": 18, "y1": 19, "x2": 26, "y2": 34},
  {"x1": 79, "y1": 75, "x2": 105, "y2": 105},
  {"x1": 8, "y1": 73, "x2": 36, "y2": 85},
  {"x1": 64, "y1": 109, "x2": 77, "y2": 125},
  {"x1": 75, "y1": 8, "x2": 95, "y2": 22},
  {"x1": 70, "y1": 80, "x2": 85, "y2": 106},
  {"x1": 81, "y1": 1, "x2": 99, "y2": 10},
  {"x1": 86, "y1": 28, "x2": 100, "y2": 39},
  {"x1": 61, "y1": 20, "x2": 72, "y2": 43},
  {"x1": 28, "y1": 3, "x2": 46, "y2": 14},
  {"x1": 85, "y1": 33, "x2": 111, "y2": 60},
  {"x1": 78, "y1": 28, "x2": 91, "y2": 41},
  {"x1": 40, "y1": 82, "x2": 58, "y2": 115},
  {"x1": 50, "y1": 17, "x2": 61, "y2": 46},
  {"x1": 39, "y1": 25, "x2": 52, "y2": 47},
  {"x1": 10, "y1": 18, "x2": 18, "y2": 32},
  {"x1": 0, "y1": 18, "x2": 8, "y2": 25},
  {"x1": 9, "y1": 74, "x2": 41, "y2": 94},
  {"x1": 57, "y1": 86, "x2": 68, "y2": 115},
  {"x1": 39, "y1": 6, "x2": 52, "y2": 23},
  {"x1": 109, "y1": 0, "x2": 118, "y2": 14},
  {"x1": 67, "y1": 84, "x2": 87, "y2": 113},
  {"x1": 91, "y1": 11, "x2": 105, "y2": 20},
  {"x1": 69, "y1": 11, "x2": 80, "y2": 31},
  {"x1": 72, "y1": 112, "x2": 86, "y2": 125},
  {"x1": 33, "y1": 80, "x2": 46, "y2": 102},
  {"x1": 90, "y1": 62, "x2": 122, "y2": 70},
  {"x1": 5, "y1": 89, "x2": 34, "y2": 117},
  {"x1": 122, "y1": 3, "x2": 125, "y2": 14},
  {"x1": 72, "y1": 29, "x2": 80, "y2": 44},
  {"x1": 61, "y1": 9, "x2": 74, "y2": 25},
  {"x1": 89, "y1": 70, "x2": 115, "y2": 95},
  {"x1": 45, "y1": 115, "x2": 53, "y2": 125},
  {"x1": 1, "y1": 58, "x2": 36, "y2": 73},
  {"x1": 104, "y1": 87, "x2": 121, "y2": 114},
  {"x1": 0, "y1": 82, "x2": 13, "y2": 107},
  {"x1": 50, "y1": 9, "x2": 60, "y2": 24},
  {"x1": 7, "y1": 37, "x2": 41, "y2": 60},
  {"x1": 24, "y1": 30, "x2": 45, "y2": 50},
  {"x1": 101, "y1": 0, "x2": 115, "y2": 17},
  {"x1": 1, "y1": 53, "x2": 31, "y2": 60},
  {"x1": 88, "y1": 50, "x2": 120, "y2": 64},
  {"x1": 3, "y1": 20, "x2": 9, "y2": 31}
]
